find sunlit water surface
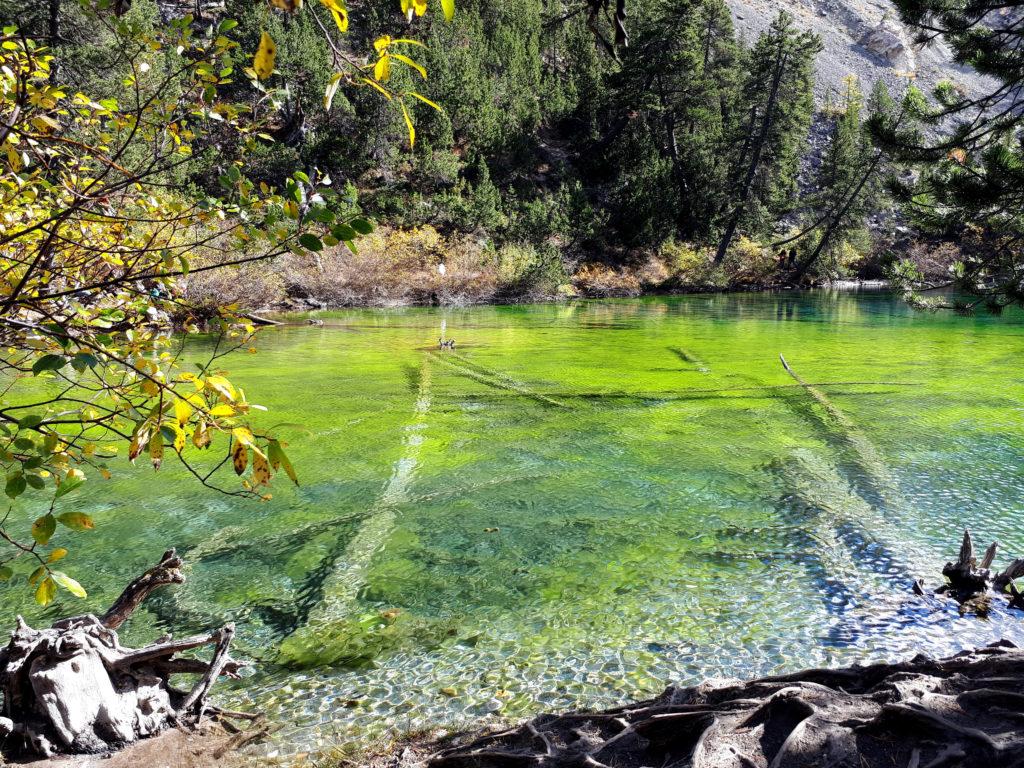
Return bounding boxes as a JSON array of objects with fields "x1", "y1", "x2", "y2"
[{"x1": 6, "y1": 290, "x2": 1024, "y2": 753}]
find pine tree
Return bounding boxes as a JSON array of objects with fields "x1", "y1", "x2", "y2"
[
  {"x1": 875, "y1": 0, "x2": 1024, "y2": 308},
  {"x1": 713, "y1": 12, "x2": 820, "y2": 263},
  {"x1": 791, "y1": 77, "x2": 888, "y2": 279},
  {"x1": 602, "y1": 0, "x2": 740, "y2": 243}
]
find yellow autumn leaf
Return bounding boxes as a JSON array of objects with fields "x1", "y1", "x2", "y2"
[
  {"x1": 150, "y1": 429, "x2": 164, "y2": 470},
  {"x1": 409, "y1": 91, "x2": 442, "y2": 111},
  {"x1": 391, "y1": 53, "x2": 426, "y2": 80},
  {"x1": 35, "y1": 576, "x2": 56, "y2": 606},
  {"x1": 401, "y1": 100, "x2": 415, "y2": 147},
  {"x1": 204, "y1": 375, "x2": 237, "y2": 402},
  {"x1": 374, "y1": 55, "x2": 391, "y2": 82},
  {"x1": 441, "y1": 0, "x2": 455, "y2": 20},
  {"x1": 361, "y1": 77, "x2": 393, "y2": 100},
  {"x1": 252, "y1": 449, "x2": 272, "y2": 486},
  {"x1": 174, "y1": 398, "x2": 192, "y2": 427},
  {"x1": 319, "y1": 0, "x2": 348, "y2": 30},
  {"x1": 324, "y1": 72, "x2": 344, "y2": 111},
  {"x1": 52, "y1": 571, "x2": 87, "y2": 598},
  {"x1": 231, "y1": 440, "x2": 249, "y2": 475},
  {"x1": 193, "y1": 420, "x2": 211, "y2": 449},
  {"x1": 270, "y1": 0, "x2": 302, "y2": 8},
  {"x1": 253, "y1": 31, "x2": 277, "y2": 81}
]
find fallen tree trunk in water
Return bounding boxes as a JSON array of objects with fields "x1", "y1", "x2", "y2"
[{"x1": 0, "y1": 549, "x2": 247, "y2": 758}]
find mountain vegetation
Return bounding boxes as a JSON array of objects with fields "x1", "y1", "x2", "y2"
[{"x1": 7, "y1": 0, "x2": 917, "y2": 308}]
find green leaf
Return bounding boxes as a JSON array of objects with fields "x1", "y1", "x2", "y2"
[
  {"x1": 32, "y1": 355, "x2": 68, "y2": 376},
  {"x1": 298, "y1": 233, "x2": 323, "y2": 252},
  {"x1": 332, "y1": 223, "x2": 357, "y2": 241},
  {"x1": 17, "y1": 414, "x2": 44, "y2": 429},
  {"x1": 51, "y1": 571, "x2": 87, "y2": 599},
  {"x1": 0, "y1": 566, "x2": 13, "y2": 581},
  {"x1": 25, "y1": 474, "x2": 45, "y2": 490},
  {"x1": 5, "y1": 473, "x2": 26, "y2": 499},
  {"x1": 32, "y1": 514, "x2": 56, "y2": 545},
  {"x1": 70, "y1": 352, "x2": 99, "y2": 373},
  {"x1": 55, "y1": 475, "x2": 84, "y2": 499},
  {"x1": 57, "y1": 512, "x2": 94, "y2": 531},
  {"x1": 350, "y1": 217, "x2": 374, "y2": 235},
  {"x1": 268, "y1": 440, "x2": 299, "y2": 485}
]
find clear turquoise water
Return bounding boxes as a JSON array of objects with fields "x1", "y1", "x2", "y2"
[{"x1": 5, "y1": 289, "x2": 1024, "y2": 753}]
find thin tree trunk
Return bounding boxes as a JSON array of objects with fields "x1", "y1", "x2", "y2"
[
  {"x1": 714, "y1": 46, "x2": 789, "y2": 264},
  {"x1": 791, "y1": 151, "x2": 883, "y2": 281}
]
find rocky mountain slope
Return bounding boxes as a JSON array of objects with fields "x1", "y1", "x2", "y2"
[{"x1": 726, "y1": 0, "x2": 989, "y2": 100}]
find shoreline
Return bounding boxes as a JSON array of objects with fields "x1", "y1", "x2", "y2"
[
  {"x1": 367, "y1": 641, "x2": 1023, "y2": 768},
  {"x1": 253, "y1": 279, "x2": 893, "y2": 318}
]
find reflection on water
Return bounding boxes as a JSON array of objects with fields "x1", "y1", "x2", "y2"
[{"x1": 5, "y1": 290, "x2": 1024, "y2": 753}]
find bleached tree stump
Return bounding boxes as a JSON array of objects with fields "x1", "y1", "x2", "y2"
[{"x1": 0, "y1": 549, "x2": 246, "y2": 758}]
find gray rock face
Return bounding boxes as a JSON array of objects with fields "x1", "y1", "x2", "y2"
[
  {"x1": 725, "y1": 0, "x2": 988, "y2": 101},
  {"x1": 858, "y1": 17, "x2": 914, "y2": 70}
]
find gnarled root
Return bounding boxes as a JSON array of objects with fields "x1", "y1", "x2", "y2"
[
  {"x1": 0, "y1": 549, "x2": 248, "y2": 758},
  {"x1": 426, "y1": 642, "x2": 1024, "y2": 768}
]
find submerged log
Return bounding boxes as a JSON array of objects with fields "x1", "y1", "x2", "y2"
[{"x1": 0, "y1": 549, "x2": 245, "y2": 758}]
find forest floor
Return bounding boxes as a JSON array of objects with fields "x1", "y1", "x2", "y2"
[{"x1": 11, "y1": 723, "x2": 256, "y2": 768}]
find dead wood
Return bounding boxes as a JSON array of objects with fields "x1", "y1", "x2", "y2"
[{"x1": 0, "y1": 549, "x2": 248, "y2": 758}]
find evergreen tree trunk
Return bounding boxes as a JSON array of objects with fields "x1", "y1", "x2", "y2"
[
  {"x1": 792, "y1": 151, "x2": 883, "y2": 281},
  {"x1": 714, "y1": 46, "x2": 788, "y2": 264}
]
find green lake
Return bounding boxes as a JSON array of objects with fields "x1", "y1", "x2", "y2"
[{"x1": 6, "y1": 289, "x2": 1024, "y2": 753}]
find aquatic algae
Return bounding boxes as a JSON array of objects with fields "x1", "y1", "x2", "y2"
[{"x1": 6, "y1": 292, "x2": 1024, "y2": 755}]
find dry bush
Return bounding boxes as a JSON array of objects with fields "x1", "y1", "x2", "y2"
[
  {"x1": 903, "y1": 239, "x2": 961, "y2": 282},
  {"x1": 277, "y1": 226, "x2": 499, "y2": 307},
  {"x1": 572, "y1": 263, "x2": 643, "y2": 297},
  {"x1": 178, "y1": 260, "x2": 286, "y2": 318}
]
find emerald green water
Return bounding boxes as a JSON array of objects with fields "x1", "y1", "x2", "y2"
[{"x1": 6, "y1": 290, "x2": 1024, "y2": 752}]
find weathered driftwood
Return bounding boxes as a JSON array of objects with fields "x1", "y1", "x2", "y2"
[
  {"x1": 924, "y1": 529, "x2": 1024, "y2": 613},
  {"x1": 0, "y1": 549, "x2": 245, "y2": 758},
  {"x1": 423, "y1": 641, "x2": 1024, "y2": 768}
]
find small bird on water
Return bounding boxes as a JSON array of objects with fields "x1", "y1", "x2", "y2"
[{"x1": 438, "y1": 338, "x2": 456, "y2": 350}]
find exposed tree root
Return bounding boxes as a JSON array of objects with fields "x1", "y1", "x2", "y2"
[
  {"x1": 418, "y1": 530, "x2": 1024, "y2": 768},
  {"x1": 926, "y1": 529, "x2": 1024, "y2": 614},
  {"x1": 0, "y1": 550, "x2": 246, "y2": 758},
  {"x1": 423, "y1": 641, "x2": 1024, "y2": 768}
]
